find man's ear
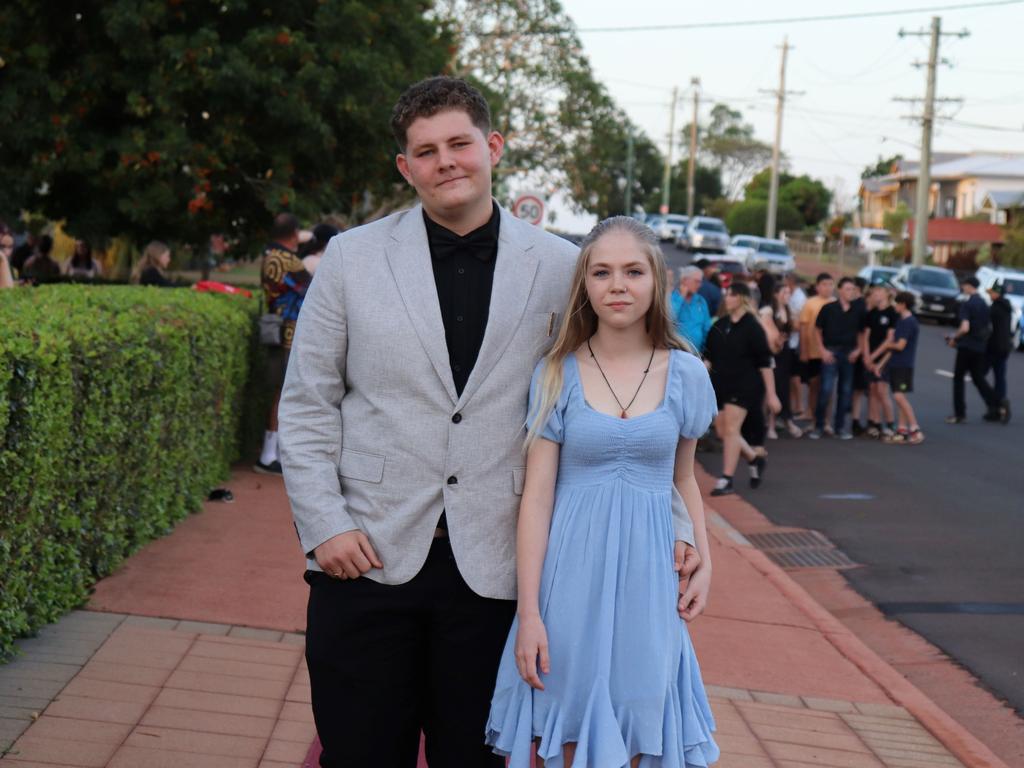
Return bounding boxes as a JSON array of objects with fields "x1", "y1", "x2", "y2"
[
  {"x1": 487, "y1": 131, "x2": 505, "y2": 168},
  {"x1": 396, "y1": 153, "x2": 413, "y2": 186}
]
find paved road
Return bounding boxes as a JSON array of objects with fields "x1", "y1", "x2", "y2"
[{"x1": 676, "y1": 242, "x2": 1024, "y2": 715}]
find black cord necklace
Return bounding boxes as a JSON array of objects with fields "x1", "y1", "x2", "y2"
[{"x1": 587, "y1": 338, "x2": 656, "y2": 419}]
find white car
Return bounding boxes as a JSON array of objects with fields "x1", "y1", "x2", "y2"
[
  {"x1": 680, "y1": 216, "x2": 730, "y2": 253},
  {"x1": 648, "y1": 214, "x2": 689, "y2": 242},
  {"x1": 976, "y1": 265, "x2": 1024, "y2": 350},
  {"x1": 727, "y1": 235, "x2": 796, "y2": 275}
]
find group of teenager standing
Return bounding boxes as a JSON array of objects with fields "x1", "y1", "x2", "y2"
[{"x1": 669, "y1": 263, "x2": 1013, "y2": 499}]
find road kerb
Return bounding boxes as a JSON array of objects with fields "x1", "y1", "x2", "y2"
[{"x1": 704, "y1": 505, "x2": 1012, "y2": 768}]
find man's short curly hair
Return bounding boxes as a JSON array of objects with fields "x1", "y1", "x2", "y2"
[{"x1": 390, "y1": 76, "x2": 491, "y2": 152}]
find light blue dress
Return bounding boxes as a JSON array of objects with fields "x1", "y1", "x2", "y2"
[{"x1": 486, "y1": 349, "x2": 720, "y2": 768}]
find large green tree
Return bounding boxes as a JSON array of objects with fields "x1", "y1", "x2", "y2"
[
  {"x1": 647, "y1": 159, "x2": 723, "y2": 216},
  {"x1": 744, "y1": 168, "x2": 832, "y2": 228},
  {"x1": 862, "y1": 154, "x2": 903, "y2": 179},
  {"x1": 696, "y1": 104, "x2": 774, "y2": 200},
  {"x1": 0, "y1": 1, "x2": 448, "y2": 254}
]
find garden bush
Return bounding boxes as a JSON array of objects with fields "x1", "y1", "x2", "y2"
[{"x1": 0, "y1": 285, "x2": 262, "y2": 659}]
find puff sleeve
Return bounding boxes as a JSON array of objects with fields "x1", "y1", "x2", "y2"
[
  {"x1": 674, "y1": 350, "x2": 718, "y2": 439},
  {"x1": 526, "y1": 359, "x2": 568, "y2": 444}
]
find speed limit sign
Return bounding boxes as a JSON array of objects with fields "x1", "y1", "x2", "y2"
[{"x1": 512, "y1": 192, "x2": 546, "y2": 226}]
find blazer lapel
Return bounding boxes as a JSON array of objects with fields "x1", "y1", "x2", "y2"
[
  {"x1": 457, "y1": 208, "x2": 539, "y2": 409},
  {"x1": 386, "y1": 205, "x2": 458, "y2": 405}
]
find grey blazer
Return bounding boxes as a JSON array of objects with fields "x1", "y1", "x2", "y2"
[{"x1": 279, "y1": 203, "x2": 695, "y2": 600}]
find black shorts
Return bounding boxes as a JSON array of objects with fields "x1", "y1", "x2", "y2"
[
  {"x1": 716, "y1": 388, "x2": 763, "y2": 413},
  {"x1": 866, "y1": 366, "x2": 888, "y2": 384},
  {"x1": 853, "y1": 360, "x2": 868, "y2": 391},
  {"x1": 266, "y1": 345, "x2": 291, "y2": 392},
  {"x1": 888, "y1": 367, "x2": 914, "y2": 393},
  {"x1": 800, "y1": 358, "x2": 822, "y2": 383}
]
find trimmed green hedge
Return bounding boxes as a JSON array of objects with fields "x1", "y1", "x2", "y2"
[{"x1": 0, "y1": 285, "x2": 263, "y2": 659}]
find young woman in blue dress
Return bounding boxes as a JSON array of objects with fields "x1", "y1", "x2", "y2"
[{"x1": 486, "y1": 216, "x2": 720, "y2": 767}]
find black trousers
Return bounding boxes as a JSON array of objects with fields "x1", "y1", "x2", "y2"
[
  {"x1": 305, "y1": 537, "x2": 516, "y2": 768},
  {"x1": 953, "y1": 347, "x2": 999, "y2": 418}
]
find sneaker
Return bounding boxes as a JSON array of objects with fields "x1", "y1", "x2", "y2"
[
  {"x1": 823, "y1": 424, "x2": 835, "y2": 436},
  {"x1": 884, "y1": 430, "x2": 908, "y2": 444},
  {"x1": 879, "y1": 426, "x2": 894, "y2": 439},
  {"x1": 907, "y1": 428, "x2": 925, "y2": 444},
  {"x1": 837, "y1": 430, "x2": 854, "y2": 440},
  {"x1": 253, "y1": 460, "x2": 283, "y2": 475},
  {"x1": 851, "y1": 422, "x2": 865, "y2": 437},
  {"x1": 1000, "y1": 399, "x2": 1011, "y2": 424},
  {"x1": 807, "y1": 429, "x2": 823, "y2": 440},
  {"x1": 710, "y1": 477, "x2": 735, "y2": 497},
  {"x1": 983, "y1": 411, "x2": 1000, "y2": 422},
  {"x1": 944, "y1": 415, "x2": 966, "y2": 425},
  {"x1": 749, "y1": 456, "x2": 767, "y2": 489},
  {"x1": 766, "y1": 428, "x2": 779, "y2": 440},
  {"x1": 786, "y1": 419, "x2": 804, "y2": 438}
]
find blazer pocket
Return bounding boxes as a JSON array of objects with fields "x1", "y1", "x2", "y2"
[
  {"x1": 512, "y1": 467, "x2": 527, "y2": 496},
  {"x1": 338, "y1": 449, "x2": 386, "y2": 483}
]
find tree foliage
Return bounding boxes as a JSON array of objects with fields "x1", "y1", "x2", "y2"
[
  {"x1": 437, "y1": 0, "x2": 663, "y2": 218},
  {"x1": 0, "y1": 0, "x2": 448, "y2": 254},
  {"x1": 645, "y1": 159, "x2": 723, "y2": 217},
  {"x1": 725, "y1": 199, "x2": 803, "y2": 237},
  {"x1": 744, "y1": 168, "x2": 832, "y2": 228},
  {"x1": 695, "y1": 104, "x2": 774, "y2": 200},
  {"x1": 862, "y1": 154, "x2": 903, "y2": 179}
]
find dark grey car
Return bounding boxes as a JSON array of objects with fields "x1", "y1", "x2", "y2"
[{"x1": 892, "y1": 265, "x2": 963, "y2": 323}]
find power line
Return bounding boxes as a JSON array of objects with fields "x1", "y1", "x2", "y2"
[
  {"x1": 561, "y1": 1, "x2": 1024, "y2": 34},
  {"x1": 937, "y1": 117, "x2": 1024, "y2": 132}
]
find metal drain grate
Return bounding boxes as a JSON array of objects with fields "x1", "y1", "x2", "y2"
[{"x1": 746, "y1": 531, "x2": 858, "y2": 570}]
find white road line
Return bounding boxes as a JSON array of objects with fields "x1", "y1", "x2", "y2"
[{"x1": 935, "y1": 369, "x2": 971, "y2": 381}]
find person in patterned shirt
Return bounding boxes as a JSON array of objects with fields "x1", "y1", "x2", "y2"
[{"x1": 256, "y1": 213, "x2": 312, "y2": 475}]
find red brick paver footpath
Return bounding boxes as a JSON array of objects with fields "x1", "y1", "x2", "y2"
[{"x1": 1, "y1": 466, "x2": 1016, "y2": 767}]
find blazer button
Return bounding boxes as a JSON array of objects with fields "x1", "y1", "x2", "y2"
[
  {"x1": 452, "y1": 413, "x2": 462, "y2": 424},
  {"x1": 447, "y1": 476, "x2": 458, "y2": 485}
]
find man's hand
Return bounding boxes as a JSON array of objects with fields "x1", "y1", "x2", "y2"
[
  {"x1": 766, "y1": 393, "x2": 783, "y2": 415},
  {"x1": 314, "y1": 530, "x2": 383, "y2": 579},
  {"x1": 674, "y1": 541, "x2": 701, "y2": 580},
  {"x1": 847, "y1": 349, "x2": 860, "y2": 363},
  {"x1": 822, "y1": 349, "x2": 836, "y2": 365}
]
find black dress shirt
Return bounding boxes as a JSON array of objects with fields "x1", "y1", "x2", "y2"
[
  {"x1": 424, "y1": 203, "x2": 500, "y2": 396},
  {"x1": 816, "y1": 300, "x2": 866, "y2": 349}
]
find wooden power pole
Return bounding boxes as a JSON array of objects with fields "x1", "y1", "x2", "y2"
[{"x1": 686, "y1": 78, "x2": 700, "y2": 219}]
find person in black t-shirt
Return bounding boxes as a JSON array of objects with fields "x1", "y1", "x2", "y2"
[
  {"x1": 860, "y1": 284, "x2": 898, "y2": 438},
  {"x1": 849, "y1": 277, "x2": 870, "y2": 434},
  {"x1": 985, "y1": 282, "x2": 1013, "y2": 415},
  {"x1": 704, "y1": 282, "x2": 781, "y2": 496},
  {"x1": 946, "y1": 277, "x2": 1004, "y2": 423},
  {"x1": 811, "y1": 277, "x2": 865, "y2": 439}
]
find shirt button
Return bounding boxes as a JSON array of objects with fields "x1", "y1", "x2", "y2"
[
  {"x1": 453, "y1": 364, "x2": 462, "y2": 372},
  {"x1": 452, "y1": 413, "x2": 462, "y2": 424},
  {"x1": 447, "y1": 476, "x2": 458, "y2": 485},
  {"x1": 457, "y1": 267, "x2": 465, "y2": 275},
  {"x1": 456, "y1": 315, "x2": 463, "y2": 322}
]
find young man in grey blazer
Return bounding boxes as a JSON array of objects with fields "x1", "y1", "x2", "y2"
[{"x1": 279, "y1": 77, "x2": 697, "y2": 766}]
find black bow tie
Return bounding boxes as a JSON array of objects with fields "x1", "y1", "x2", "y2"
[{"x1": 428, "y1": 223, "x2": 496, "y2": 263}]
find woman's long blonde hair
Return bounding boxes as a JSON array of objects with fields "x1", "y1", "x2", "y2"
[
  {"x1": 525, "y1": 216, "x2": 691, "y2": 449},
  {"x1": 130, "y1": 240, "x2": 170, "y2": 284}
]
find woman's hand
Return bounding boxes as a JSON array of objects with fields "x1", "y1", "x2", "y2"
[
  {"x1": 514, "y1": 614, "x2": 550, "y2": 690},
  {"x1": 674, "y1": 541, "x2": 701, "y2": 580},
  {"x1": 678, "y1": 563, "x2": 712, "y2": 622},
  {"x1": 767, "y1": 393, "x2": 783, "y2": 415}
]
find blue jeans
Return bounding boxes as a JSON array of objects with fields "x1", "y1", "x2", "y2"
[
  {"x1": 816, "y1": 347, "x2": 854, "y2": 432},
  {"x1": 987, "y1": 350, "x2": 1008, "y2": 401}
]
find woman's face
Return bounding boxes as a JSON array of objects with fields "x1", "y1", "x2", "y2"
[
  {"x1": 0, "y1": 235, "x2": 14, "y2": 259},
  {"x1": 778, "y1": 285, "x2": 792, "y2": 305},
  {"x1": 724, "y1": 290, "x2": 744, "y2": 313},
  {"x1": 157, "y1": 248, "x2": 171, "y2": 269},
  {"x1": 585, "y1": 230, "x2": 655, "y2": 332}
]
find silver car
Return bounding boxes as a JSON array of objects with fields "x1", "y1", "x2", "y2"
[{"x1": 681, "y1": 216, "x2": 730, "y2": 254}]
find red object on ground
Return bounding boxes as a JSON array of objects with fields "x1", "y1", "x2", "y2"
[{"x1": 193, "y1": 279, "x2": 253, "y2": 298}]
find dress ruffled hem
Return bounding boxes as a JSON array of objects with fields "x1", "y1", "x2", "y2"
[{"x1": 486, "y1": 644, "x2": 719, "y2": 768}]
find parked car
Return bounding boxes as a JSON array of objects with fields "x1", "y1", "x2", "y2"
[
  {"x1": 679, "y1": 216, "x2": 730, "y2": 253},
  {"x1": 854, "y1": 228, "x2": 895, "y2": 256},
  {"x1": 654, "y1": 214, "x2": 689, "y2": 242},
  {"x1": 750, "y1": 238, "x2": 796, "y2": 275},
  {"x1": 857, "y1": 265, "x2": 900, "y2": 286},
  {"x1": 976, "y1": 265, "x2": 1024, "y2": 350},
  {"x1": 728, "y1": 235, "x2": 761, "y2": 270},
  {"x1": 890, "y1": 265, "x2": 962, "y2": 323}
]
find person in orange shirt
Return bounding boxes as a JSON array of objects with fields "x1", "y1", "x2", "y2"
[{"x1": 798, "y1": 273, "x2": 836, "y2": 429}]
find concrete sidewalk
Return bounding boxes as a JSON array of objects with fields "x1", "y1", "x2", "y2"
[{"x1": 0, "y1": 466, "x2": 1013, "y2": 768}]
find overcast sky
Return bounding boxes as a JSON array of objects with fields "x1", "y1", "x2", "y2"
[{"x1": 546, "y1": 0, "x2": 1024, "y2": 230}]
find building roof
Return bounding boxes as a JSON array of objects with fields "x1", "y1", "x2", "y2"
[
  {"x1": 982, "y1": 189, "x2": 1024, "y2": 209},
  {"x1": 907, "y1": 218, "x2": 1006, "y2": 244},
  {"x1": 862, "y1": 153, "x2": 1024, "y2": 187}
]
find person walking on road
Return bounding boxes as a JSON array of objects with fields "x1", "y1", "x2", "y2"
[
  {"x1": 946, "y1": 276, "x2": 1006, "y2": 425},
  {"x1": 872, "y1": 291, "x2": 924, "y2": 444},
  {"x1": 486, "y1": 216, "x2": 719, "y2": 768},
  {"x1": 985, "y1": 281, "x2": 1012, "y2": 414},
  {"x1": 279, "y1": 78, "x2": 699, "y2": 768},
  {"x1": 671, "y1": 265, "x2": 712, "y2": 353},
  {"x1": 704, "y1": 281, "x2": 781, "y2": 496},
  {"x1": 810, "y1": 276, "x2": 865, "y2": 440}
]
